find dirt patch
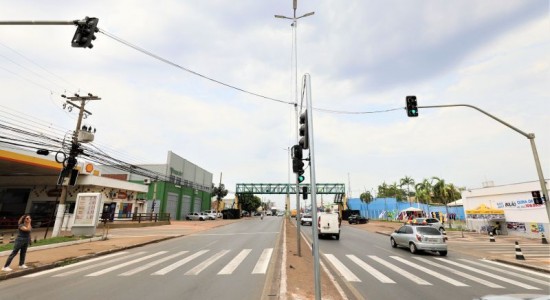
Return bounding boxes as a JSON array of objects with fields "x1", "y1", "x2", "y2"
[{"x1": 285, "y1": 219, "x2": 342, "y2": 300}]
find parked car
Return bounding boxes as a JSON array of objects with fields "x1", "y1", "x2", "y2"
[
  {"x1": 266, "y1": 210, "x2": 272, "y2": 216},
  {"x1": 300, "y1": 214, "x2": 312, "y2": 226},
  {"x1": 202, "y1": 210, "x2": 217, "y2": 220},
  {"x1": 407, "y1": 218, "x2": 445, "y2": 232},
  {"x1": 390, "y1": 225, "x2": 447, "y2": 256},
  {"x1": 348, "y1": 214, "x2": 369, "y2": 224},
  {"x1": 276, "y1": 211, "x2": 285, "y2": 217},
  {"x1": 186, "y1": 212, "x2": 208, "y2": 221}
]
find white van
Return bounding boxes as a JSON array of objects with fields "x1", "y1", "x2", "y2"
[{"x1": 317, "y1": 212, "x2": 341, "y2": 240}]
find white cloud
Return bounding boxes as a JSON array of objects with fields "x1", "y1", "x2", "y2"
[{"x1": 0, "y1": 0, "x2": 548, "y2": 209}]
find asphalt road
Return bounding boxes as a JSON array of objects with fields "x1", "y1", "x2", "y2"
[
  {"x1": 0, "y1": 217, "x2": 283, "y2": 300},
  {"x1": 298, "y1": 221, "x2": 550, "y2": 300}
]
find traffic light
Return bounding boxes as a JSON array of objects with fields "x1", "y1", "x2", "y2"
[
  {"x1": 291, "y1": 145, "x2": 304, "y2": 173},
  {"x1": 72, "y1": 17, "x2": 99, "y2": 48},
  {"x1": 299, "y1": 111, "x2": 309, "y2": 149},
  {"x1": 406, "y1": 95, "x2": 418, "y2": 117},
  {"x1": 302, "y1": 186, "x2": 308, "y2": 200},
  {"x1": 532, "y1": 191, "x2": 543, "y2": 205}
]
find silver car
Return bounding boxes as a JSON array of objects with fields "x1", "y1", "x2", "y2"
[{"x1": 390, "y1": 225, "x2": 447, "y2": 256}]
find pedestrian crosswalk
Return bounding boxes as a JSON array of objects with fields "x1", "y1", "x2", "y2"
[
  {"x1": 324, "y1": 253, "x2": 550, "y2": 291},
  {"x1": 24, "y1": 248, "x2": 273, "y2": 278}
]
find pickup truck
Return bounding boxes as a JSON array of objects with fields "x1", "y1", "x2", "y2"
[{"x1": 317, "y1": 212, "x2": 340, "y2": 240}]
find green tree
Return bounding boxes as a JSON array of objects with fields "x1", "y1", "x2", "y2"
[
  {"x1": 211, "y1": 183, "x2": 228, "y2": 211},
  {"x1": 377, "y1": 182, "x2": 390, "y2": 198},
  {"x1": 359, "y1": 189, "x2": 374, "y2": 214},
  {"x1": 414, "y1": 178, "x2": 433, "y2": 205},
  {"x1": 400, "y1": 176, "x2": 415, "y2": 206},
  {"x1": 239, "y1": 194, "x2": 261, "y2": 213},
  {"x1": 432, "y1": 177, "x2": 461, "y2": 229}
]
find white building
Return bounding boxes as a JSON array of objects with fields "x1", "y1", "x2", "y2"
[{"x1": 461, "y1": 180, "x2": 549, "y2": 238}]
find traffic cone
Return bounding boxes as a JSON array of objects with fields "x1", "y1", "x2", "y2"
[
  {"x1": 0, "y1": 234, "x2": 3, "y2": 244},
  {"x1": 515, "y1": 241, "x2": 525, "y2": 260},
  {"x1": 489, "y1": 231, "x2": 495, "y2": 242},
  {"x1": 9, "y1": 233, "x2": 15, "y2": 244},
  {"x1": 542, "y1": 233, "x2": 548, "y2": 245}
]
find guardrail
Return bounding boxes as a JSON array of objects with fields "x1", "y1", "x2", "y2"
[{"x1": 131, "y1": 213, "x2": 171, "y2": 223}]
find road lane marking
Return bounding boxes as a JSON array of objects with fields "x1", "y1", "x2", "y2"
[
  {"x1": 53, "y1": 252, "x2": 145, "y2": 277},
  {"x1": 413, "y1": 257, "x2": 503, "y2": 288},
  {"x1": 252, "y1": 248, "x2": 273, "y2": 274},
  {"x1": 152, "y1": 250, "x2": 209, "y2": 275},
  {"x1": 24, "y1": 251, "x2": 128, "y2": 278},
  {"x1": 324, "y1": 254, "x2": 360, "y2": 282},
  {"x1": 435, "y1": 258, "x2": 540, "y2": 290},
  {"x1": 459, "y1": 259, "x2": 550, "y2": 286},
  {"x1": 185, "y1": 250, "x2": 231, "y2": 275},
  {"x1": 86, "y1": 252, "x2": 167, "y2": 276},
  {"x1": 119, "y1": 251, "x2": 189, "y2": 276},
  {"x1": 478, "y1": 259, "x2": 550, "y2": 279},
  {"x1": 218, "y1": 249, "x2": 252, "y2": 275},
  {"x1": 347, "y1": 255, "x2": 395, "y2": 283},
  {"x1": 390, "y1": 256, "x2": 468, "y2": 287},
  {"x1": 368, "y1": 256, "x2": 431, "y2": 285}
]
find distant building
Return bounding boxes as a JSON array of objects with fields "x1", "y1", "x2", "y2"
[
  {"x1": 101, "y1": 151, "x2": 213, "y2": 220},
  {"x1": 461, "y1": 180, "x2": 549, "y2": 238}
]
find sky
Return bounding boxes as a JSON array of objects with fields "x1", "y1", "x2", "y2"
[{"x1": 0, "y1": 0, "x2": 548, "y2": 210}]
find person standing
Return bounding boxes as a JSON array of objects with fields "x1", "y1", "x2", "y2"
[{"x1": 2, "y1": 214, "x2": 32, "y2": 272}]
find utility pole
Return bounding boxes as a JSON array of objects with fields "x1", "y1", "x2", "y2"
[
  {"x1": 275, "y1": 0, "x2": 314, "y2": 259},
  {"x1": 51, "y1": 93, "x2": 100, "y2": 237}
]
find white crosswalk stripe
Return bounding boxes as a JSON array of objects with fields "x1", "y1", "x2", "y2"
[
  {"x1": 185, "y1": 250, "x2": 231, "y2": 275},
  {"x1": 459, "y1": 259, "x2": 550, "y2": 286},
  {"x1": 87, "y1": 252, "x2": 167, "y2": 276},
  {"x1": 53, "y1": 252, "x2": 145, "y2": 277},
  {"x1": 413, "y1": 257, "x2": 504, "y2": 289},
  {"x1": 152, "y1": 250, "x2": 209, "y2": 275},
  {"x1": 252, "y1": 248, "x2": 273, "y2": 274},
  {"x1": 324, "y1": 254, "x2": 361, "y2": 282},
  {"x1": 119, "y1": 251, "x2": 189, "y2": 276},
  {"x1": 390, "y1": 256, "x2": 469, "y2": 287},
  {"x1": 346, "y1": 255, "x2": 395, "y2": 283},
  {"x1": 479, "y1": 259, "x2": 550, "y2": 279},
  {"x1": 218, "y1": 249, "x2": 252, "y2": 275},
  {"x1": 435, "y1": 258, "x2": 540, "y2": 290},
  {"x1": 368, "y1": 255, "x2": 431, "y2": 285}
]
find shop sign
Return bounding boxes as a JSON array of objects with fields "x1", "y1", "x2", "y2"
[{"x1": 496, "y1": 199, "x2": 542, "y2": 209}]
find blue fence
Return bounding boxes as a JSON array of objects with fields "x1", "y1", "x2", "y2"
[{"x1": 347, "y1": 198, "x2": 465, "y2": 220}]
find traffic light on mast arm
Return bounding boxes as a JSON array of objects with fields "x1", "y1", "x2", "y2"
[
  {"x1": 299, "y1": 111, "x2": 309, "y2": 149},
  {"x1": 406, "y1": 95, "x2": 418, "y2": 117},
  {"x1": 72, "y1": 17, "x2": 99, "y2": 48}
]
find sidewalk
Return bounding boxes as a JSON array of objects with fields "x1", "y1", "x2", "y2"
[
  {"x1": 349, "y1": 220, "x2": 550, "y2": 273},
  {"x1": 0, "y1": 219, "x2": 242, "y2": 280}
]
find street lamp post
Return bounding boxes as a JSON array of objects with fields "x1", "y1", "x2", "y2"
[{"x1": 275, "y1": 0, "x2": 314, "y2": 260}]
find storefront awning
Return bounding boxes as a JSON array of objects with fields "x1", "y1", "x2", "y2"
[{"x1": 466, "y1": 204, "x2": 504, "y2": 215}]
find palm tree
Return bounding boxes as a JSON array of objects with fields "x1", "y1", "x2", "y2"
[
  {"x1": 400, "y1": 176, "x2": 415, "y2": 207},
  {"x1": 432, "y1": 177, "x2": 458, "y2": 229},
  {"x1": 359, "y1": 189, "x2": 373, "y2": 218}
]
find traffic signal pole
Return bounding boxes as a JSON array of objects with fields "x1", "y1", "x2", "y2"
[
  {"x1": 304, "y1": 74, "x2": 321, "y2": 300},
  {"x1": 420, "y1": 104, "x2": 549, "y2": 223}
]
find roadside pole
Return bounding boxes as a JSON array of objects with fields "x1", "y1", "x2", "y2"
[
  {"x1": 52, "y1": 94, "x2": 100, "y2": 237},
  {"x1": 304, "y1": 74, "x2": 321, "y2": 300}
]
